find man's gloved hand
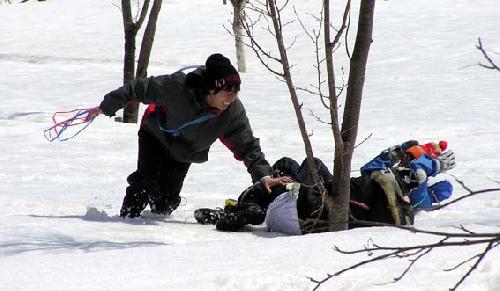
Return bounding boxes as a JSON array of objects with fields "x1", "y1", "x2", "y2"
[
  {"x1": 87, "y1": 107, "x2": 102, "y2": 121},
  {"x1": 436, "y1": 150, "x2": 456, "y2": 173}
]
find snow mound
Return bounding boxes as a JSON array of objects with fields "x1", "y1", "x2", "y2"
[{"x1": 84, "y1": 207, "x2": 112, "y2": 221}]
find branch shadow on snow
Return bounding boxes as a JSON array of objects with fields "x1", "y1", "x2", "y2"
[
  {"x1": 0, "y1": 111, "x2": 44, "y2": 120},
  {"x1": 3, "y1": 211, "x2": 176, "y2": 256},
  {"x1": 0, "y1": 53, "x2": 121, "y2": 65},
  {"x1": 27, "y1": 213, "x2": 163, "y2": 226},
  {"x1": 0, "y1": 234, "x2": 168, "y2": 257},
  {"x1": 0, "y1": 53, "x2": 168, "y2": 67},
  {"x1": 247, "y1": 226, "x2": 295, "y2": 238},
  {"x1": 26, "y1": 207, "x2": 199, "y2": 226},
  {"x1": 26, "y1": 208, "x2": 293, "y2": 240}
]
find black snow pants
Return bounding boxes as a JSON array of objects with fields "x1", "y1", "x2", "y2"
[{"x1": 120, "y1": 128, "x2": 191, "y2": 217}]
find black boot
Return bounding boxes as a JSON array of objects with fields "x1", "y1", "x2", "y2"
[
  {"x1": 215, "y1": 212, "x2": 243, "y2": 232},
  {"x1": 194, "y1": 208, "x2": 226, "y2": 225},
  {"x1": 149, "y1": 193, "x2": 181, "y2": 216},
  {"x1": 120, "y1": 186, "x2": 149, "y2": 218}
]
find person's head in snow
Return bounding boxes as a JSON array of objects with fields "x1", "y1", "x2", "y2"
[{"x1": 95, "y1": 53, "x2": 282, "y2": 219}]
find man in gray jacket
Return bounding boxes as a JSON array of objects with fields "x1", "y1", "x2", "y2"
[{"x1": 96, "y1": 53, "x2": 278, "y2": 218}]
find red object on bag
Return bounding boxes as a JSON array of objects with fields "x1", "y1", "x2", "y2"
[{"x1": 406, "y1": 140, "x2": 448, "y2": 159}]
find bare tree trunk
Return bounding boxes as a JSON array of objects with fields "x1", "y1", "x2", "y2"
[
  {"x1": 121, "y1": 0, "x2": 139, "y2": 123},
  {"x1": 121, "y1": 0, "x2": 137, "y2": 84},
  {"x1": 231, "y1": 0, "x2": 246, "y2": 72},
  {"x1": 122, "y1": 0, "x2": 163, "y2": 123},
  {"x1": 328, "y1": 0, "x2": 375, "y2": 231},
  {"x1": 121, "y1": 0, "x2": 163, "y2": 123},
  {"x1": 137, "y1": 0, "x2": 163, "y2": 78},
  {"x1": 322, "y1": 0, "x2": 345, "y2": 231}
]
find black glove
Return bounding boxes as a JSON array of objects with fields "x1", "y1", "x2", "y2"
[
  {"x1": 401, "y1": 140, "x2": 419, "y2": 152},
  {"x1": 436, "y1": 150, "x2": 456, "y2": 172},
  {"x1": 387, "y1": 140, "x2": 419, "y2": 163}
]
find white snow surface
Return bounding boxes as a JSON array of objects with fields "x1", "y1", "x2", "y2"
[{"x1": 1, "y1": 0, "x2": 499, "y2": 290}]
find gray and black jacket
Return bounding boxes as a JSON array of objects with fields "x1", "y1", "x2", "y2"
[{"x1": 99, "y1": 69, "x2": 272, "y2": 182}]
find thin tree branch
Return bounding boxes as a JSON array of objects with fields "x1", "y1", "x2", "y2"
[
  {"x1": 135, "y1": 0, "x2": 151, "y2": 29},
  {"x1": 444, "y1": 252, "x2": 482, "y2": 272},
  {"x1": 344, "y1": 2, "x2": 352, "y2": 58},
  {"x1": 476, "y1": 37, "x2": 500, "y2": 71},
  {"x1": 308, "y1": 108, "x2": 331, "y2": 125},
  {"x1": 449, "y1": 241, "x2": 497, "y2": 291},
  {"x1": 385, "y1": 248, "x2": 433, "y2": 284},
  {"x1": 311, "y1": 188, "x2": 500, "y2": 290},
  {"x1": 330, "y1": 0, "x2": 351, "y2": 49},
  {"x1": 240, "y1": 15, "x2": 284, "y2": 76},
  {"x1": 353, "y1": 133, "x2": 372, "y2": 150},
  {"x1": 293, "y1": 5, "x2": 330, "y2": 109},
  {"x1": 487, "y1": 177, "x2": 500, "y2": 185},
  {"x1": 430, "y1": 188, "x2": 500, "y2": 211},
  {"x1": 349, "y1": 219, "x2": 500, "y2": 238},
  {"x1": 449, "y1": 174, "x2": 474, "y2": 193}
]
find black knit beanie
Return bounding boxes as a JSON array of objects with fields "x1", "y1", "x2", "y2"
[{"x1": 205, "y1": 53, "x2": 241, "y2": 91}]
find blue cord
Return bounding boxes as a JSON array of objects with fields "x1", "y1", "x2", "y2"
[{"x1": 158, "y1": 113, "x2": 215, "y2": 137}]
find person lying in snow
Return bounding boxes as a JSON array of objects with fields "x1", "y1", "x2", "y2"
[
  {"x1": 361, "y1": 140, "x2": 455, "y2": 210},
  {"x1": 194, "y1": 140, "x2": 456, "y2": 234}
]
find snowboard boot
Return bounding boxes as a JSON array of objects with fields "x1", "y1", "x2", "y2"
[{"x1": 120, "y1": 187, "x2": 149, "y2": 218}]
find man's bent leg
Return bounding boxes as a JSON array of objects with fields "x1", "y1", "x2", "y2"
[
  {"x1": 371, "y1": 170, "x2": 410, "y2": 225},
  {"x1": 150, "y1": 157, "x2": 191, "y2": 215},
  {"x1": 120, "y1": 129, "x2": 164, "y2": 218}
]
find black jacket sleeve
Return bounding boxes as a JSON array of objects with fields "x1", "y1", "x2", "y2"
[
  {"x1": 99, "y1": 75, "x2": 180, "y2": 116},
  {"x1": 220, "y1": 100, "x2": 272, "y2": 182}
]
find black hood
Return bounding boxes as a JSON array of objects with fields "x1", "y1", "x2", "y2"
[{"x1": 185, "y1": 66, "x2": 210, "y2": 109}]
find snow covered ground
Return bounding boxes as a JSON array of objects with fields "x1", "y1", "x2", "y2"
[{"x1": 0, "y1": 0, "x2": 499, "y2": 290}]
